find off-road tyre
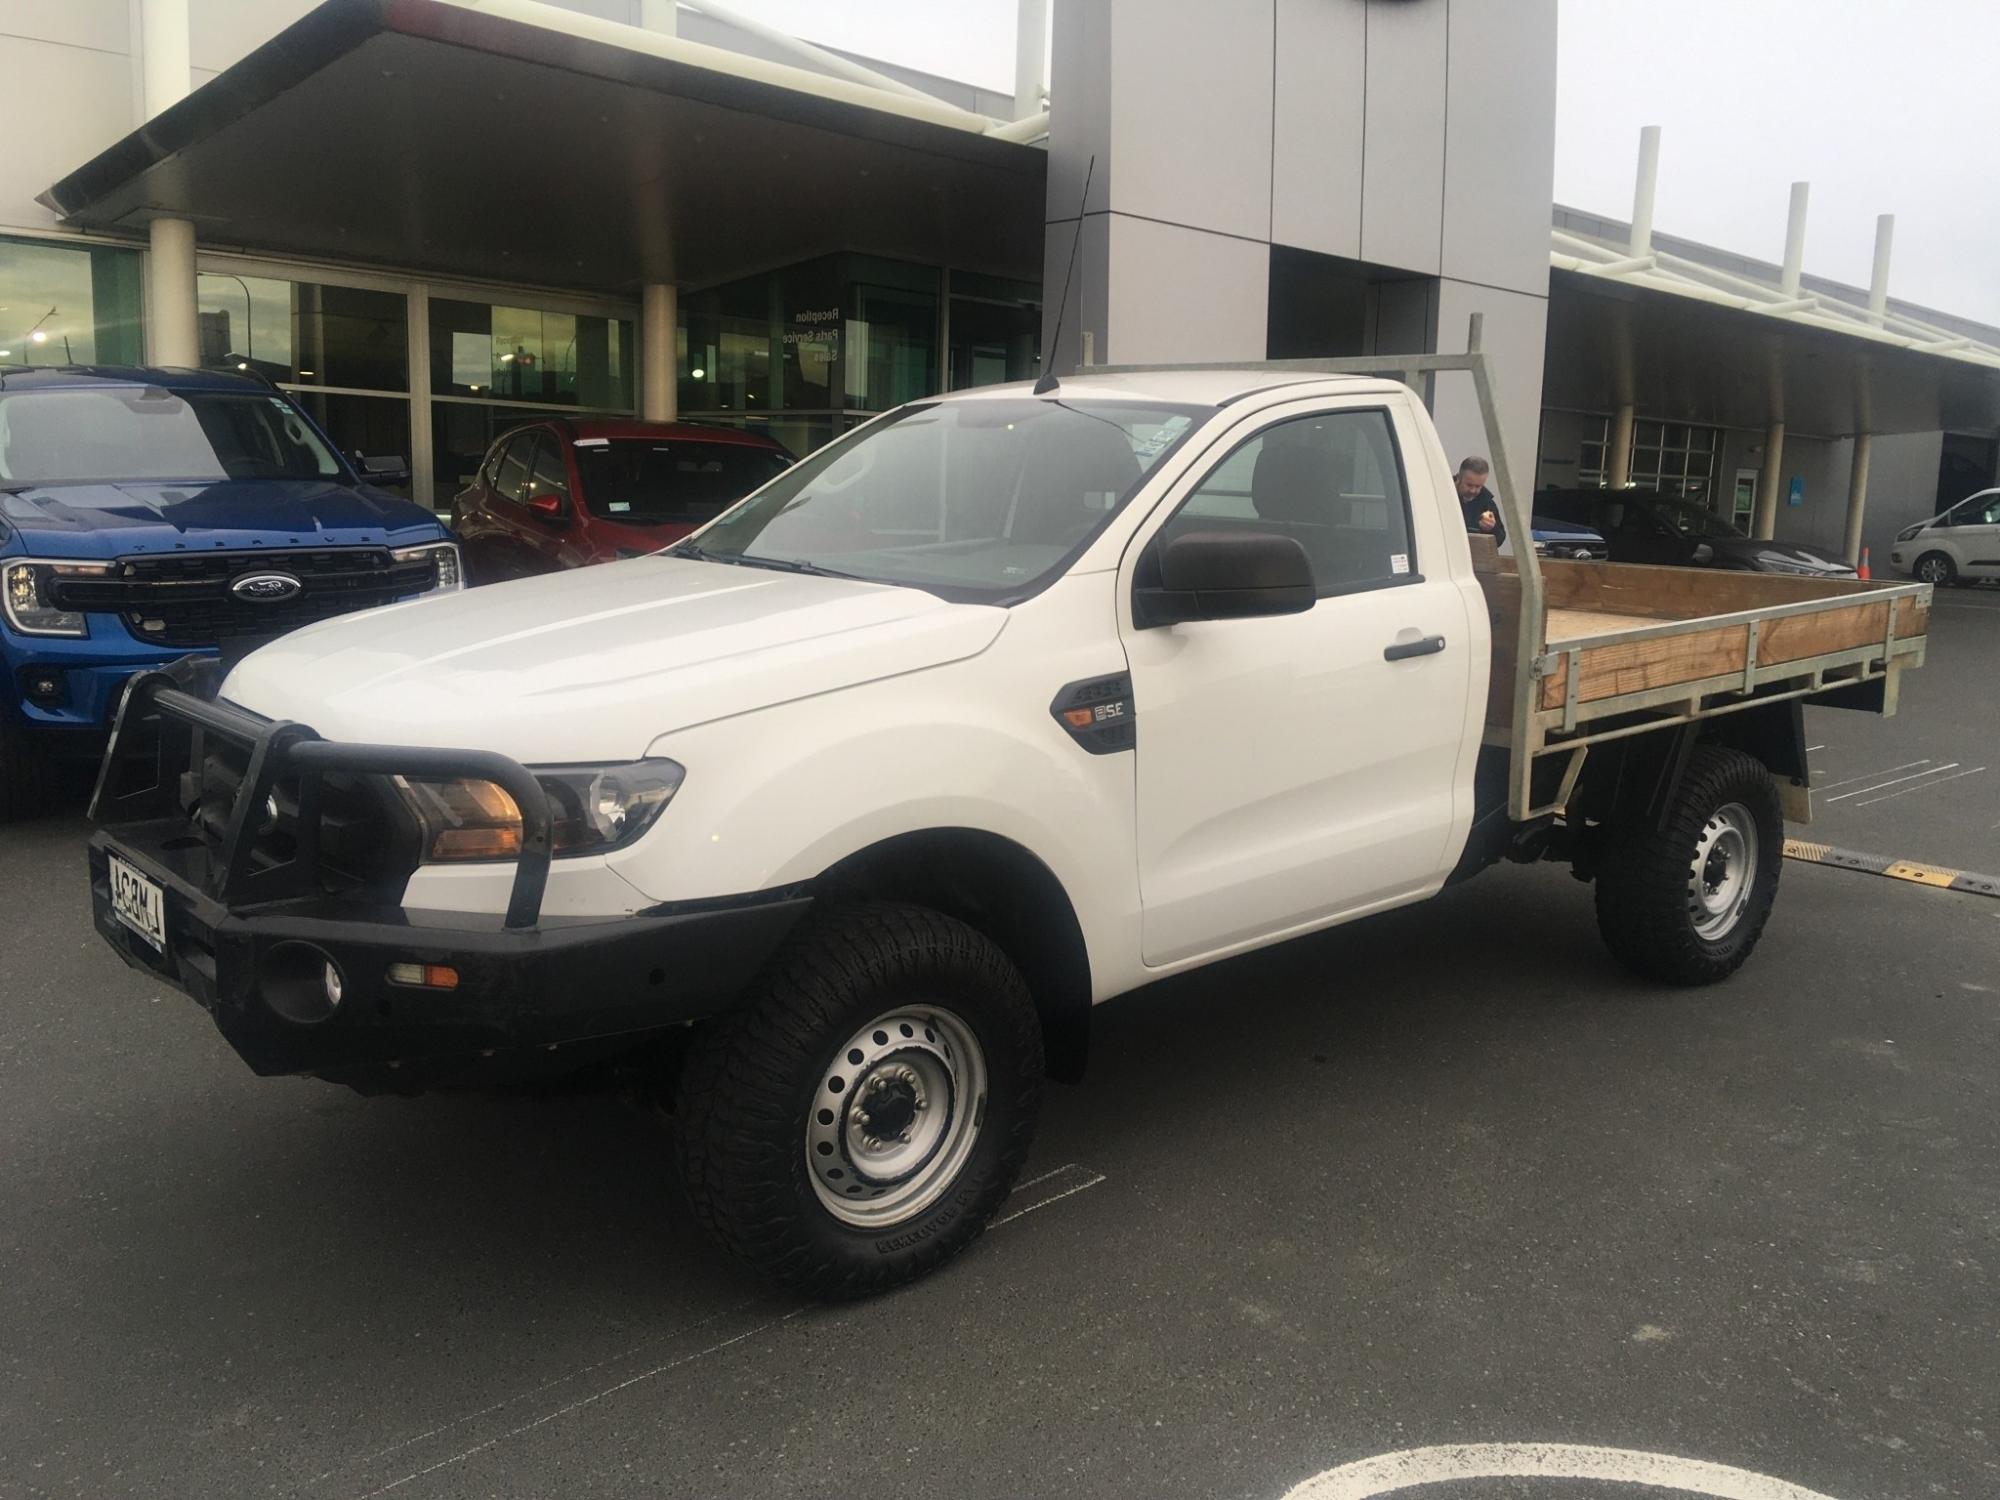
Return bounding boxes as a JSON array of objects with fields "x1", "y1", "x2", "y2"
[
  {"x1": 1594, "y1": 744, "x2": 1784, "y2": 986},
  {"x1": 674, "y1": 902, "x2": 1043, "y2": 1299}
]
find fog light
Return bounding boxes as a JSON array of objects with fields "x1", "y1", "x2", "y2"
[
  {"x1": 386, "y1": 961, "x2": 460, "y2": 990},
  {"x1": 259, "y1": 942, "x2": 343, "y2": 1024},
  {"x1": 20, "y1": 667, "x2": 65, "y2": 708}
]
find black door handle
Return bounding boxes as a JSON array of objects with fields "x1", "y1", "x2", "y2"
[{"x1": 1384, "y1": 634, "x2": 1447, "y2": 661}]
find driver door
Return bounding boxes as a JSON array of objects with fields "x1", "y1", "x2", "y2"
[{"x1": 1119, "y1": 398, "x2": 1478, "y2": 968}]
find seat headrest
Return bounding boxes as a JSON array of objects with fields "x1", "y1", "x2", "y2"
[{"x1": 1251, "y1": 444, "x2": 1330, "y2": 524}]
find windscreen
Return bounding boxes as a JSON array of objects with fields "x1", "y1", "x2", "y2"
[
  {"x1": 0, "y1": 388, "x2": 342, "y2": 488},
  {"x1": 683, "y1": 397, "x2": 1207, "y2": 602},
  {"x1": 575, "y1": 437, "x2": 793, "y2": 524}
]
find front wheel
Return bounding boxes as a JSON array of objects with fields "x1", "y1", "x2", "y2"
[
  {"x1": 674, "y1": 903, "x2": 1044, "y2": 1299},
  {"x1": 1594, "y1": 745, "x2": 1784, "y2": 985},
  {"x1": 1913, "y1": 551, "x2": 1958, "y2": 586}
]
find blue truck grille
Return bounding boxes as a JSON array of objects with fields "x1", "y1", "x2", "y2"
[{"x1": 49, "y1": 548, "x2": 434, "y2": 648}]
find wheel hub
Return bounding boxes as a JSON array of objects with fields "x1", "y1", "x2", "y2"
[
  {"x1": 1687, "y1": 802, "x2": 1759, "y2": 941},
  {"x1": 806, "y1": 1007, "x2": 989, "y2": 1229}
]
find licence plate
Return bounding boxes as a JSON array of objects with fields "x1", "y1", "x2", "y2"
[{"x1": 108, "y1": 854, "x2": 167, "y2": 952}]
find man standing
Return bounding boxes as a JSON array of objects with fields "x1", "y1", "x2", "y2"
[{"x1": 1455, "y1": 457, "x2": 1505, "y2": 544}]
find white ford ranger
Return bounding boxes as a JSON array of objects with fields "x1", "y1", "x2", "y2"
[{"x1": 86, "y1": 353, "x2": 1930, "y2": 1297}]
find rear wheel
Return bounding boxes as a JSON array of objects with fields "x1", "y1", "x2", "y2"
[
  {"x1": 1913, "y1": 551, "x2": 1957, "y2": 586},
  {"x1": 1594, "y1": 745, "x2": 1784, "y2": 985},
  {"x1": 674, "y1": 903, "x2": 1043, "y2": 1299}
]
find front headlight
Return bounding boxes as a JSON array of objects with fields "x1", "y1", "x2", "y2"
[
  {"x1": 392, "y1": 540, "x2": 463, "y2": 595},
  {"x1": 2, "y1": 559, "x2": 108, "y2": 637},
  {"x1": 1895, "y1": 523, "x2": 1925, "y2": 542},
  {"x1": 395, "y1": 758, "x2": 685, "y2": 863}
]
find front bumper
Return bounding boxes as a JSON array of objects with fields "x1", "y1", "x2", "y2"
[
  {"x1": 85, "y1": 668, "x2": 808, "y2": 1091},
  {"x1": 88, "y1": 825, "x2": 807, "y2": 1090}
]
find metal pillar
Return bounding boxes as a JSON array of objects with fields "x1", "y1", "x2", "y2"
[
  {"x1": 640, "y1": 0, "x2": 676, "y2": 34},
  {"x1": 1753, "y1": 422, "x2": 1786, "y2": 541},
  {"x1": 1014, "y1": 0, "x2": 1048, "y2": 119},
  {"x1": 1629, "y1": 126, "x2": 1660, "y2": 257},
  {"x1": 1780, "y1": 182, "x2": 1809, "y2": 297},
  {"x1": 1843, "y1": 433, "x2": 1873, "y2": 564},
  {"x1": 1867, "y1": 214, "x2": 1895, "y2": 326},
  {"x1": 641, "y1": 282, "x2": 678, "y2": 421},
  {"x1": 1607, "y1": 403, "x2": 1635, "y2": 489},
  {"x1": 145, "y1": 217, "x2": 199, "y2": 367}
]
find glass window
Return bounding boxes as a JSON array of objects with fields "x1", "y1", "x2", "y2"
[
  {"x1": 0, "y1": 237, "x2": 143, "y2": 368},
  {"x1": 0, "y1": 388, "x2": 340, "y2": 486},
  {"x1": 573, "y1": 437, "x2": 792, "y2": 525},
  {"x1": 197, "y1": 274, "x2": 408, "y2": 390},
  {"x1": 489, "y1": 432, "x2": 536, "y2": 506},
  {"x1": 434, "y1": 403, "x2": 543, "y2": 502},
  {"x1": 686, "y1": 398, "x2": 1206, "y2": 603},
  {"x1": 287, "y1": 391, "x2": 413, "y2": 497},
  {"x1": 1160, "y1": 409, "x2": 1414, "y2": 596},
  {"x1": 845, "y1": 283, "x2": 937, "y2": 411},
  {"x1": 524, "y1": 433, "x2": 570, "y2": 504},
  {"x1": 949, "y1": 296, "x2": 1040, "y2": 390},
  {"x1": 430, "y1": 299, "x2": 633, "y2": 408}
]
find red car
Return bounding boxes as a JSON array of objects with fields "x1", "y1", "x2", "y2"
[{"x1": 451, "y1": 417, "x2": 793, "y2": 584}]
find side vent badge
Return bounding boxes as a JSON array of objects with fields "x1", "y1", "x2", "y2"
[{"x1": 1050, "y1": 674, "x2": 1135, "y2": 755}]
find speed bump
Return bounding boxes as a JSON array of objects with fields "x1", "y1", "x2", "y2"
[{"x1": 1784, "y1": 838, "x2": 2000, "y2": 899}]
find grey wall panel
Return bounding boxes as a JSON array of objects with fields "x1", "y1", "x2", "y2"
[
  {"x1": 189, "y1": 0, "x2": 317, "y2": 73},
  {"x1": 1430, "y1": 278, "x2": 1547, "y2": 497},
  {"x1": 1106, "y1": 0, "x2": 1272, "y2": 240},
  {"x1": 1039, "y1": 213, "x2": 1112, "y2": 376},
  {"x1": 1359, "y1": 0, "x2": 1447, "y2": 276},
  {"x1": 1863, "y1": 431, "x2": 1946, "y2": 566},
  {"x1": 0, "y1": 37, "x2": 133, "y2": 228},
  {"x1": 1104, "y1": 216, "x2": 1269, "y2": 365},
  {"x1": 1441, "y1": 0, "x2": 1555, "y2": 297},
  {"x1": 1047, "y1": 0, "x2": 1113, "y2": 222},
  {"x1": 1270, "y1": 0, "x2": 1365, "y2": 259},
  {"x1": 0, "y1": 0, "x2": 127, "y2": 52}
]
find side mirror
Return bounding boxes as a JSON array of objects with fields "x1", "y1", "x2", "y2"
[
  {"x1": 526, "y1": 493, "x2": 568, "y2": 522},
  {"x1": 355, "y1": 453, "x2": 412, "y2": 486},
  {"x1": 1134, "y1": 530, "x2": 1316, "y2": 628}
]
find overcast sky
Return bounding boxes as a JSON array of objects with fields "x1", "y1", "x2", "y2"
[{"x1": 715, "y1": 0, "x2": 2000, "y2": 328}]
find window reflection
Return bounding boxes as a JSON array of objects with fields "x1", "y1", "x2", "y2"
[
  {"x1": 430, "y1": 299, "x2": 633, "y2": 409},
  {"x1": 0, "y1": 236, "x2": 142, "y2": 367},
  {"x1": 195, "y1": 274, "x2": 408, "y2": 390}
]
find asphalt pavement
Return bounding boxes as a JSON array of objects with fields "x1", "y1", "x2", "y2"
[{"x1": 3, "y1": 596, "x2": 1998, "y2": 1500}]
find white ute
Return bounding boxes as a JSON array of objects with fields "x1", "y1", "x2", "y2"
[{"x1": 86, "y1": 349, "x2": 1931, "y2": 1297}]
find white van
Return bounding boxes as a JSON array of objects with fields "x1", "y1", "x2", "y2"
[{"x1": 1892, "y1": 488, "x2": 2000, "y2": 585}]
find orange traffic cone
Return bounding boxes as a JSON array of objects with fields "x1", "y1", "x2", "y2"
[{"x1": 1858, "y1": 547, "x2": 1871, "y2": 580}]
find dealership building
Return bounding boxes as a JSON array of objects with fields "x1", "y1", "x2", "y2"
[{"x1": 4, "y1": 0, "x2": 1998, "y2": 567}]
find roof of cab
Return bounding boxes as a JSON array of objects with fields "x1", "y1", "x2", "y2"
[
  {"x1": 0, "y1": 364, "x2": 278, "y2": 395},
  {"x1": 935, "y1": 369, "x2": 1408, "y2": 408}
]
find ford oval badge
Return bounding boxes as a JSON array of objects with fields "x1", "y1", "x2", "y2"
[{"x1": 231, "y1": 572, "x2": 304, "y2": 603}]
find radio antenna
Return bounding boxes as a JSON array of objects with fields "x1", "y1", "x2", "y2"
[{"x1": 1034, "y1": 154, "x2": 1095, "y2": 396}]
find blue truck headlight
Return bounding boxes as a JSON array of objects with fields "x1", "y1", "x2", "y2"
[
  {"x1": 391, "y1": 541, "x2": 463, "y2": 595},
  {"x1": 3, "y1": 559, "x2": 107, "y2": 637},
  {"x1": 395, "y1": 759, "x2": 685, "y2": 863}
]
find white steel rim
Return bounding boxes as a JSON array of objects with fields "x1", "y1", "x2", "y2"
[
  {"x1": 1689, "y1": 801, "x2": 1759, "y2": 941},
  {"x1": 807, "y1": 1006, "x2": 987, "y2": 1229}
]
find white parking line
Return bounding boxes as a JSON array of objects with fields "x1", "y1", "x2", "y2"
[
  {"x1": 1854, "y1": 765, "x2": 1987, "y2": 807},
  {"x1": 1825, "y1": 763, "x2": 1958, "y2": 802},
  {"x1": 1812, "y1": 759, "x2": 1929, "y2": 792},
  {"x1": 992, "y1": 1162, "x2": 1108, "y2": 1226}
]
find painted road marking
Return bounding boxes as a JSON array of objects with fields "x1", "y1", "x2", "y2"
[
  {"x1": 1853, "y1": 764, "x2": 1986, "y2": 806},
  {"x1": 992, "y1": 1161, "x2": 1108, "y2": 1226},
  {"x1": 1785, "y1": 838, "x2": 2000, "y2": 899},
  {"x1": 1824, "y1": 761, "x2": 1958, "y2": 801},
  {"x1": 1282, "y1": 1442, "x2": 1843, "y2": 1499},
  {"x1": 1811, "y1": 758, "x2": 1929, "y2": 791}
]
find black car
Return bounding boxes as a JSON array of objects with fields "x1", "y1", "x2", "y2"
[{"x1": 1534, "y1": 486, "x2": 1856, "y2": 576}]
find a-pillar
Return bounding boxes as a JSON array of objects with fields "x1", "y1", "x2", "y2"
[
  {"x1": 641, "y1": 282, "x2": 678, "y2": 421},
  {"x1": 1753, "y1": 422, "x2": 1786, "y2": 541},
  {"x1": 1844, "y1": 433, "x2": 1873, "y2": 564},
  {"x1": 1606, "y1": 404, "x2": 1635, "y2": 489}
]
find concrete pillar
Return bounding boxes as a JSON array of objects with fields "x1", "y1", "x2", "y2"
[
  {"x1": 1629, "y1": 125, "x2": 1660, "y2": 257},
  {"x1": 1753, "y1": 421, "x2": 1786, "y2": 541},
  {"x1": 1014, "y1": 0, "x2": 1048, "y2": 119},
  {"x1": 1780, "y1": 181, "x2": 1809, "y2": 297},
  {"x1": 640, "y1": 0, "x2": 676, "y2": 35},
  {"x1": 140, "y1": 0, "x2": 190, "y2": 116},
  {"x1": 641, "y1": 282, "x2": 677, "y2": 421},
  {"x1": 1606, "y1": 403, "x2": 1635, "y2": 489},
  {"x1": 145, "y1": 217, "x2": 200, "y2": 367},
  {"x1": 1843, "y1": 432, "x2": 1873, "y2": 564}
]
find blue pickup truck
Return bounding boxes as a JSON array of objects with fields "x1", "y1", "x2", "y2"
[{"x1": 0, "y1": 366, "x2": 459, "y2": 820}]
